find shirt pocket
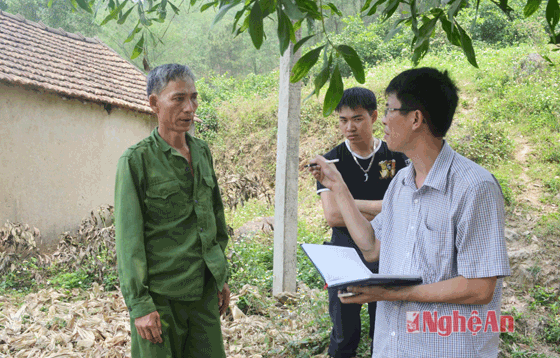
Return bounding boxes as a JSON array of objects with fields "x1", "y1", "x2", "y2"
[
  {"x1": 145, "y1": 180, "x2": 190, "y2": 222},
  {"x1": 415, "y1": 225, "x2": 455, "y2": 284}
]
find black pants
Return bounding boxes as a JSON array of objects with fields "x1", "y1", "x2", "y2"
[{"x1": 327, "y1": 287, "x2": 376, "y2": 358}]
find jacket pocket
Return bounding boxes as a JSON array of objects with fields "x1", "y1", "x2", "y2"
[{"x1": 145, "y1": 180, "x2": 189, "y2": 222}]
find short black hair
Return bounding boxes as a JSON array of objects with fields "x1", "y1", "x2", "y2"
[
  {"x1": 335, "y1": 87, "x2": 377, "y2": 113},
  {"x1": 146, "y1": 64, "x2": 195, "y2": 97},
  {"x1": 385, "y1": 67, "x2": 459, "y2": 138}
]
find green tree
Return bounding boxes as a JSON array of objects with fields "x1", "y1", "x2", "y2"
[
  {"x1": 53, "y1": 0, "x2": 560, "y2": 115},
  {"x1": 5, "y1": 0, "x2": 99, "y2": 36}
]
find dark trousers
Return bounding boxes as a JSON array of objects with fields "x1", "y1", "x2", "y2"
[{"x1": 327, "y1": 287, "x2": 376, "y2": 358}]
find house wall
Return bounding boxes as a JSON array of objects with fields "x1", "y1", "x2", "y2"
[{"x1": 0, "y1": 82, "x2": 158, "y2": 250}]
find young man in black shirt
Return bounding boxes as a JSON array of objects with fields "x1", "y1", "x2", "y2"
[{"x1": 317, "y1": 87, "x2": 408, "y2": 358}]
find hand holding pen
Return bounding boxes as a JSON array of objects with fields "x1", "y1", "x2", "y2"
[
  {"x1": 306, "y1": 156, "x2": 345, "y2": 191},
  {"x1": 304, "y1": 158, "x2": 339, "y2": 168}
]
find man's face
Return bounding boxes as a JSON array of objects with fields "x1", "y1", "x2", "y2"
[
  {"x1": 382, "y1": 93, "x2": 412, "y2": 153},
  {"x1": 338, "y1": 106, "x2": 377, "y2": 146},
  {"x1": 150, "y1": 78, "x2": 198, "y2": 133}
]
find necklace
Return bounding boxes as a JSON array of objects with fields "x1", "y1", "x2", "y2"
[{"x1": 350, "y1": 139, "x2": 376, "y2": 182}]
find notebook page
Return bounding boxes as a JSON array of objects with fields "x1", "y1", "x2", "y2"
[{"x1": 301, "y1": 244, "x2": 375, "y2": 286}]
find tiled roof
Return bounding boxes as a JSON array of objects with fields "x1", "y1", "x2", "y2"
[{"x1": 0, "y1": 11, "x2": 152, "y2": 114}]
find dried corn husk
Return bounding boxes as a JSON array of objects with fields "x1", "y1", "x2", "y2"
[{"x1": 0, "y1": 284, "x2": 330, "y2": 357}]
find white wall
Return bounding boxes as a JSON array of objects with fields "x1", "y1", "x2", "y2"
[{"x1": 0, "y1": 82, "x2": 158, "y2": 249}]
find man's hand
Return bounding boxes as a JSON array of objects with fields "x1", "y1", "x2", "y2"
[
  {"x1": 307, "y1": 155, "x2": 345, "y2": 192},
  {"x1": 339, "y1": 285, "x2": 409, "y2": 304},
  {"x1": 135, "y1": 311, "x2": 163, "y2": 344},
  {"x1": 218, "y1": 282, "x2": 231, "y2": 316}
]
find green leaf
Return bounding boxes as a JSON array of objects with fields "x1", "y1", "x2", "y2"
[
  {"x1": 546, "y1": 0, "x2": 560, "y2": 32},
  {"x1": 277, "y1": 9, "x2": 293, "y2": 55},
  {"x1": 524, "y1": 0, "x2": 542, "y2": 17},
  {"x1": 279, "y1": 0, "x2": 305, "y2": 20},
  {"x1": 168, "y1": 1, "x2": 180, "y2": 15},
  {"x1": 147, "y1": 3, "x2": 160, "y2": 13},
  {"x1": 456, "y1": 22, "x2": 478, "y2": 67},
  {"x1": 249, "y1": 0, "x2": 264, "y2": 49},
  {"x1": 117, "y1": 4, "x2": 136, "y2": 24},
  {"x1": 313, "y1": 54, "x2": 331, "y2": 96},
  {"x1": 542, "y1": 54, "x2": 555, "y2": 65},
  {"x1": 100, "y1": 0, "x2": 129, "y2": 26},
  {"x1": 290, "y1": 45, "x2": 325, "y2": 83},
  {"x1": 385, "y1": 18, "x2": 406, "y2": 42},
  {"x1": 337, "y1": 45, "x2": 365, "y2": 84},
  {"x1": 496, "y1": 0, "x2": 514, "y2": 16},
  {"x1": 261, "y1": 0, "x2": 275, "y2": 16},
  {"x1": 124, "y1": 22, "x2": 141, "y2": 43},
  {"x1": 361, "y1": 0, "x2": 374, "y2": 13},
  {"x1": 293, "y1": 34, "x2": 315, "y2": 54},
  {"x1": 383, "y1": 0, "x2": 400, "y2": 20},
  {"x1": 323, "y1": 64, "x2": 343, "y2": 117},
  {"x1": 131, "y1": 33, "x2": 144, "y2": 60},
  {"x1": 137, "y1": 1, "x2": 151, "y2": 26},
  {"x1": 213, "y1": 2, "x2": 241, "y2": 27},
  {"x1": 415, "y1": 15, "x2": 439, "y2": 48},
  {"x1": 365, "y1": 0, "x2": 386, "y2": 16},
  {"x1": 47, "y1": 0, "x2": 53, "y2": 8},
  {"x1": 411, "y1": 37, "x2": 429, "y2": 65},
  {"x1": 326, "y1": 3, "x2": 343, "y2": 16},
  {"x1": 201, "y1": 2, "x2": 217, "y2": 11},
  {"x1": 410, "y1": 0, "x2": 418, "y2": 34},
  {"x1": 447, "y1": 0, "x2": 463, "y2": 19},
  {"x1": 75, "y1": 0, "x2": 92, "y2": 13},
  {"x1": 440, "y1": 16, "x2": 461, "y2": 46}
]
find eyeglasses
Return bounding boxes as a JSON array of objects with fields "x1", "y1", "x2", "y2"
[{"x1": 384, "y1": 107, "x2": 414, "y2": 117}]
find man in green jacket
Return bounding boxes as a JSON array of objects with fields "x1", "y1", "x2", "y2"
[{"x1": 114, "y1": 63, "x2": 230, "y2": 358}]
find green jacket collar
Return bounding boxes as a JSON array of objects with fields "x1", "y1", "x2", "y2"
[{"x1": 152, "y1": 127, "x2": 201, "y2": 170}]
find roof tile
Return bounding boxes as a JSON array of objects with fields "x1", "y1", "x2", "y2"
[{"x1": 0, "y1": 10, "x2": 152, "y2": 114}]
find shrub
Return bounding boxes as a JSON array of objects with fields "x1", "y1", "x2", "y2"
[
  {"x1": 455, "y1": 0, "x2": 547, "y2": 46},
  {"x1": 451, "y1": 120, "x2": 513, "y2": 167},
  {"x1": 319, "y1": 16, "x2": 412, "y2": 78}
]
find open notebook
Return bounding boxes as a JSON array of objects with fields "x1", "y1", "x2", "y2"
[{"x1": 301, "y1": 243, "x2": 422, "y2": 290}]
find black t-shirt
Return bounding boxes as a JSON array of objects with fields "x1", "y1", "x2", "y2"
[{"x1": 317, "y1": 139, "x2": 408, "y2": 272}]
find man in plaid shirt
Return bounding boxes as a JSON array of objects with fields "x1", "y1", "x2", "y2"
[{"x1": 308, "y1": 67, "x2": 510, "y2": 358}]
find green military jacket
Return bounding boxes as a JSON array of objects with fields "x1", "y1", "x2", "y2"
[{"x1": 114, "y1": 128, "x2": 229, "y2": 319}]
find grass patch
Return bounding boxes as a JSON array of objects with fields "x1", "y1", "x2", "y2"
[
  {"x1": 534, "y1": 212, "x2": 560, "y2": 239},
  {"x1": 450, "y1": 120, "x2": 514, "y2": 167}
]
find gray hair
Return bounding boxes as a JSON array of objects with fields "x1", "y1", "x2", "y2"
[{"x1": 146, "y1": 64, "x2": 196, "y2": 97}]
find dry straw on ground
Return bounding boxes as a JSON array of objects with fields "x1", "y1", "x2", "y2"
[
  {"x1": 0, "y1": 208, "x2": 331, "y2": 357},
  {"x1": 0, "y1": 283, "x2": 329, "y2": 357}
]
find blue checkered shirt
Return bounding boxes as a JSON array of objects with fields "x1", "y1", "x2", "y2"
[{"x1": 370, "y1": 141, "x2": 511, "y2": 358}]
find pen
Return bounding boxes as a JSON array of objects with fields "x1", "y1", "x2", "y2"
[{"x1": 304, "y1": 159, "x2": 339, "y2": 168}]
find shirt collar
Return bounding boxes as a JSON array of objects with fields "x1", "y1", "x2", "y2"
[
  {"x1": 402, "y1": 140, "x2": 455, "y2": 192},
  {"x1": 152, "y1": 127, "x2": 193, "y2": 154}
]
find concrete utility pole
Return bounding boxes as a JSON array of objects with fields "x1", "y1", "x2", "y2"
[{"x1": 273, "y1": 32, "x2": 301, "y2": 296}]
